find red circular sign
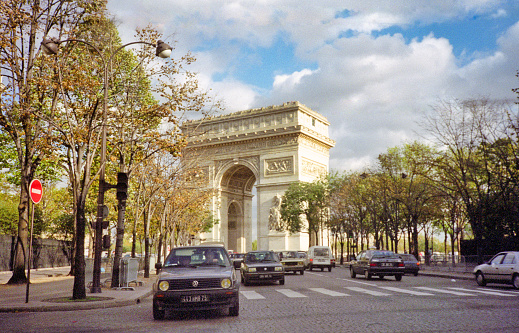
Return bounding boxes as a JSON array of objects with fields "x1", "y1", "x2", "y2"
[{"x1": 29, "y1": 179, "x2": 43, "y2": 204}]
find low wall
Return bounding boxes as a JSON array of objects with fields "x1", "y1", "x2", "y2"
[{"x1": 0, "y1": 234, "x2": 72, "y2": 271}]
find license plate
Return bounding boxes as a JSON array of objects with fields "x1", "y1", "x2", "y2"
[
  {"x1": 317, "y1": 259, "x2": 326, "y2": 262},
  {"x1": 259, "y1": 274, "x2": 272, "y2": 278},
  {"x1": 181, "y1": 295, "x2": 209, "y2": 302},
  {"x1": 381, "y1": 263, "x2": 392, "y2": 267}
]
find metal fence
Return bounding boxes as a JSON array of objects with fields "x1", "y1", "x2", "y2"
[{"x1": 421, "y1": 255, "x2": 494, "y2": 273}]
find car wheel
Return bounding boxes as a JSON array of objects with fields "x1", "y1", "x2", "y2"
[
  {"x1": 229, "y1": 299, "x2": 239, "y2": 316},
  {"x1": 153, "y1": 304, "x2": 165, "y2": 320},
  {"x1": 367, "y1": 272, "x2": 372, "y2": 280},
  {"x1": 321, "y1": 267, "x2": 324, "y2": 271},
  {"x1": 242, "y1": 274, "x2": 249, "y2": 286},
  {"x1": 300, "y1": 270, "x2": 304, "y2": 275},
  {"x1": 378, "y1": 275, "x2": 384, "y2": 279},
  {"x1": 350, "y1": 267, "x2": 356, "y2": 278},
  {"x1": 309, "y1": 264, "x2": 313, "y2": 271},
  {"x1": 279, "y1": 278, "x2": 285, "y2": 285},
  {"x1": 395, "y1": 274, "x2": 403, "y2": 281},
  {"x1": 512, "y1": 274, "x2": 519, "y2": 289},
  {"x1": 328, "y1": 266, "x2": 332, "y2": 272},
  {"x1": 476, "y1": 271, "x2": 486, "y2": 286},
  {"x1": 413, "y1": 272, "x2": 419, "y2": 276}
]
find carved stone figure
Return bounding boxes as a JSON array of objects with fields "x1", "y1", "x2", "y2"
[{"x1": 268, "y1": 195, "x2": 283, "y2": 232}]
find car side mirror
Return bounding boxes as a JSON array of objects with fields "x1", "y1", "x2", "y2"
[{"x1": 155, "y1": 262, "x2": 163, "y2": 270}]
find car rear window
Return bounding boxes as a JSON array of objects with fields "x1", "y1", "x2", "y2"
[
  {"x1": 372, "y1": 251, "x2": 399, "y2": 259},
  {"x1": 314, "y1": 248, "x2": 329, "y2": 256}
]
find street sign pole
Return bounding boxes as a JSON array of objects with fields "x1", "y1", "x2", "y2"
[{"x1": 26, "y1": 179, "x2": 42, "y2": 303}]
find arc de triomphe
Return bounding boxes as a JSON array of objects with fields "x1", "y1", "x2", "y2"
[{"x1": 181, "y1": 101, "x2": 335, "y2": 252}]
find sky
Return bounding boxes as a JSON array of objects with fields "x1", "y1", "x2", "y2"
[{"x1": 107, "y1": 0, "x2": 519, "y2": 173}]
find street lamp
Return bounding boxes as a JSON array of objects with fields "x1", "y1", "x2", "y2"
[{"x1": 42, "y1": 36, "x2": 172, "y2": 293}]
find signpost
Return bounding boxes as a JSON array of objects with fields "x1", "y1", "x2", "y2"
[{"x1": 26, "y1": 179, "x2": 42, "y2": 303}]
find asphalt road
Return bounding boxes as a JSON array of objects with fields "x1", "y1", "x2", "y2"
[{"x1": 1, "y1": 267, "x2": 518, "y2": 333}]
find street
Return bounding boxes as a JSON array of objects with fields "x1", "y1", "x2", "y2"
[{"x1": 1, "y1": 266, "x2": 518, "y2": 333}]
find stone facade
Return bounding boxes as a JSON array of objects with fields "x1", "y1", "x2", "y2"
[{"x1": 181, "y1": 101, "x2": 335, "y2": 252}]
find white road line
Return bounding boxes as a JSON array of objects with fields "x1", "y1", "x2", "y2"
[
  {"x1": 276, "y1": 289, "x2": 307, "y2": 298},
  {"x1": 448, "y1": 287, "x2": 518, "y2": 297},
  {"x1": 337, "y1": 278, "x2": 378, "y2": 287},
  {"x1": 240, "y1": 290, "x2": 265, "y2": 299},
  {"x1": 309, "y1": 288, "x2": 350, "y2": 297},
  {"x1": 344, "y1": 287, "x2": 391, "y2": 296},
  {"x1": 378, "y1": 286, "x2": 434, "y2": 296},
  {"x1": 414, "y1": 287, "x2": 476, "y2": 296}
]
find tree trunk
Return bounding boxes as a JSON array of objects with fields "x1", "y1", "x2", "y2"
[
  {"x1": 8, "y1": 180, "x2": 30, "y2": 284},
  {"x1": 111, "y1": 199, "x2": 127, "y2": 288},
  {"x1": 72, "y1": 204, "x2": 86, "y2": 299}
]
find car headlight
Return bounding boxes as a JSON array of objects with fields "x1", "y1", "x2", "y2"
[
  {"x1": 158, "y1": 280, "x2": 169, "y2": 291},
  {"x1": 221, "y1": 278, "x2": 232, "y2": 289},
  {"x1": 275, "y1": 266, "x2": 283, "y2": 272},
  {"x1": 249, "y1": 267, "x2": 256, "y2": 272}
]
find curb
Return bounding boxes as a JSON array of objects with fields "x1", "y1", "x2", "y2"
[{"x1": 0, "y1": 289, "x2": 154, "y2": 313}]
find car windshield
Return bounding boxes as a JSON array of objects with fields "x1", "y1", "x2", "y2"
[
  {"x1": 281, "y1": 251, "x2": 298, "y2": 258},
  {"x1": 244, "y1": 251, "x2": 278, "y2": 263},
  {"x1": 372, "y1": 251, "x2": 399, "y2": 259},
  {"x1": 314, "y1": 248, "x2": 329, "y2": 256},
  {"x1": 164, "y1": 247, "x2": 230, "y2": 268}
]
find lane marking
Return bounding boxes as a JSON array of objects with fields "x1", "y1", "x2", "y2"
[
  {"x1": 378, "y1": 286, "x2": 434, "y2": 296},
  {"x1": 337, "y1": 278, "x2": 378, "y2": 287},
  {"x1": 345, "y1": 287, "x2": 391, "y2": 296},
  {"x1": 240, "y1": 290, "x2": 265, "y2": 299},
  {"x1": 309, "y1": 288, "x2": 349, "y2": 297},
  {"x1": 414, "y1": 287, "x2": 476, "y2": 296},
  {"x1": 276, "y1": 289, "x2": 307, "y2": 298},
  {"x1": 448, "y1": 287, "x2": 518, "y2": 297}
]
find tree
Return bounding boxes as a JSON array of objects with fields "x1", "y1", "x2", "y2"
[
  {"x1": 280, "y1": 178, "x2": 329, "y2": 247},
  {"x1": 0, "y1": 0, "x2": 93, "y2": 284}
]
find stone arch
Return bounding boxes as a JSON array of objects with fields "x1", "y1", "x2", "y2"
[{"x1": 181, "y1": 102, "x2": 335, "y2": 252}]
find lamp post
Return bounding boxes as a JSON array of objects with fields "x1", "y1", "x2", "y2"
[{"x1": 42, "y1": 37, "x2": 172, "y2": 293}]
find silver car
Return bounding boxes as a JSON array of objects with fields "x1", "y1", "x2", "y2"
[{"x1": 473, "y1": 251, "x2": 519, "y2": 289}]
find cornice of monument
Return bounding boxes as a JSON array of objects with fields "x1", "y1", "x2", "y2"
[
  {"x1": 182, "y1": 101, "x2": 330, "y2": 126},
  {"x1": 183, "y1": 124, "x2": 335, "y2": 150}
]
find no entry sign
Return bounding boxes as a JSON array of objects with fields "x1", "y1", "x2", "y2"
[{"x1": 29, "y1": 179, "x2": 43, "y2": 204}]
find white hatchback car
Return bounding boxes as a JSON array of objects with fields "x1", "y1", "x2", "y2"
[{"x1": 473, "y1": 251, "x2": 519, "y2": 289}]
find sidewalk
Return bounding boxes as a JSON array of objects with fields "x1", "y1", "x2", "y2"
[{"x1": 0, "y1": 266, "x2": 155, "y2": 313}]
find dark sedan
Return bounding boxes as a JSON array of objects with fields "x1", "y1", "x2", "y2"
[
  {"x1": 399, "y1": 253, "x2": 420, "y2": 276},
  {"x1": 240, "y1": 251, "x2": 285, "y2": 285},
  {"x1": 153, "y1": 245, "x2": 239, "y2": 320},
  {"x1": 350, "y1": 249, "x2": 405, "y2": 281}
]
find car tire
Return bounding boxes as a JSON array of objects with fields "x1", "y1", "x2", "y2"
[
  {"x1": 350, "y1": 267, "x2": 356, "y2": 278},
  {"x1": 476, "y1": 271, "x2": 487, "y2": 287},
  {"x1": 300, "y1": 270, "x2": 304, "y2": 275},
  {"x1": 395, "y1": 274, "x2": 403, "y2": 281},
  {"x1": 229, "y1": 300, "x2": 239, "y2": 316},
  {"x1": 279, "y1": 278, "x2": 285, "y2": 285},
  {"x1": 321, "y1": 267, "x2": 324, "y2": 271},
  {"x1": 513, "y1": 274, "x2": 519, "y2": 289},
  {"x1": 242, "y1": 274, "x2": 249, "y2": 286},
  {"x1": 153, "y1": 305, "x2": 165, "y2": 320},
  {"x1": 379, "y1": 275, "x2": 384, "y2": 279},
  {"x1": 367, "y1": 272, "x2": 372, "y2": 280},
  {"x1": 328, "y1": 266, "x2": 332, "y2": 272},
  {"x1": 309, "y1": 264, "x2": 313, "y2": 271},
  {"x1": 413, "y1": 272, "x2": 419, "y2": 276}
]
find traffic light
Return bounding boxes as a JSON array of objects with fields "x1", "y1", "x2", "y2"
[
  {"x1": 102, "y1": 234, "x2": 111, "y2": 250},
  {"x1": 116, "y1": 172, "x2": 128, "y2": 201}
]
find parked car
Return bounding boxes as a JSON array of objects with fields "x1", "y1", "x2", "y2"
[
  {"x1": 473, "y1": 251, "x2": 519, "y2": 289},
  {"x1": 349, "y1": 249, "x2": 405, "y2": 281},
  {"x1": 399, "y1": 253, "x2": 420, "y2": 276},
  {"x1": 307, "y1": 246, "x2": 334, "y2": 272},
  {"x1": 230, "y1": 253, "x2": 245, "y2": 269},
  {"x1": 240, "y1": 251, "x2": 284, "y2": 286},
  {"x1": 153, "y1": 245, "x2": 239, "y2": 320},
  {"x1": 279, "y1": 251, "x2": 305, "y2": 275}
]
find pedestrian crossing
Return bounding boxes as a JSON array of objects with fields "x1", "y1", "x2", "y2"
[{"x1": 239, "y1": 286, "x2": 518, "y2": 300}]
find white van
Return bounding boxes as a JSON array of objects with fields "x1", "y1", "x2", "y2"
[{"x1": 306, "y1": 246, "x2": 335, "y2": 272}]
